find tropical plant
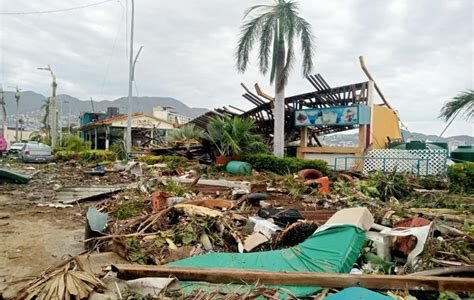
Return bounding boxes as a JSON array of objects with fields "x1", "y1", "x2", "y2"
[
  {"x1": 18, "y1": 118, "x2": 24, "y2": 140},
  {"x1": 110, "y1": 140, "x2": 127, "y2": 160},
  {"x1": 236, "y1": 0, "x2": 315, "y2": 157},
  {"x1": 167, "y1": 124, "x2": 203, "y2": 157},
  {"x1": 61, "y1": 134, "x2": 91, "y2": 152},
  {"x1": 440, "y1": 90, "x2": 474, "y2": 122},
  {"x1": 204, "y1": 115, "x2": 268, "y2": 157}
]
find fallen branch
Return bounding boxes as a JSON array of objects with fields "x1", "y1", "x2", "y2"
[{"x1": 111, "y1": 265, "x2": 474, "y2": 292}]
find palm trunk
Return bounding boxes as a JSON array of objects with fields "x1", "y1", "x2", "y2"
[
  {"x1": 273, "y1": 84, "x2": 285, "y2": 157},
  {"x1": 15, "y1": 102, "x2": 19, "y2": 141}
]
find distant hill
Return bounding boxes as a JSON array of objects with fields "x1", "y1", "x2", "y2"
[
  {"x1": 1, "y1": 91, "x2": 208, "y2": 118},
  {"x1": 320, "y1": 129, "x2": 473, "y2": 147}
]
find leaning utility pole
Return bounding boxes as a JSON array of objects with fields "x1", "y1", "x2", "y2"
[{"x1": 125, "y1": 0, "x2": 143, "y2": 158}]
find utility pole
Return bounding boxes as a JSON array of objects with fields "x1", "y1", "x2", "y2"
[
  {"x1": 59, "y1": 96, "x2": 63, "y2": 144},
  {"x1": 38, "y1": 65, "x2": 57, "y2": 147},
  {"x1": 126, "y1": 0, "x2": 143, "y2": 158}
]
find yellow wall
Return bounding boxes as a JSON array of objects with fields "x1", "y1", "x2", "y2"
[{"x1": 371, "y1": 105, "x2": 401, "y2": 149}]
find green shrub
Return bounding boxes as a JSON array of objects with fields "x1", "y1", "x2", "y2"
[
  {"x1": 62, "y1": 134, "x2": 91, "y2": 152},
  {"x1": 138, "y1": 155, "x2": 187, "y2": 168},
  {"x1": 241, "y1": 154, "x2": 328, "y2": 175},
  {"x1": 110, "y1": 140, "x2": 127, "y2": 160},
  {"x1": 55, "y1": 150, "x2": 80, "y2": 161},
  {"x1": 79, "y1": 150, "x2": 116, "y2": 163},
  {"x1": 448, "y1": 162, "x2": 474, "y2": 193}
]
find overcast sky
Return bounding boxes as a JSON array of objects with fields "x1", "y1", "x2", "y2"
[{"x1": 0, "y1": 0, "x2": 473, "y2": 136}]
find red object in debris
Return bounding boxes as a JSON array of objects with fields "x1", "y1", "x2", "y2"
[
  {"x1": 304, "y1": 176, "x2": 330, "y2": 194},
  {"x1": 151, "y1": 191, "x2": 170, "y2": 212},
  {"x1": 298, "y1": 169, "x2": 323, "y2": 180},
  {"x1": 337, "y1": 173, "x2": 355, "y2": 186},
  {"x1": 393, "y1": 216, "x2": 431, "y2": 256}
]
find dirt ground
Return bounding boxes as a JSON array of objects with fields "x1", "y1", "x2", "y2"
[{"x1": 0, "y1": 194, "x2": 85, "y2": 294}]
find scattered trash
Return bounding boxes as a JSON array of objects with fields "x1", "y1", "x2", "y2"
[
  {"x1": 249, "y1": 216, "x2": 281, "y2": 239},
  {"x1": 243, "y1": 232, "x2": 269, "y2": 252},
  {"x1": 298, "y1": 168, "x2": 323, "y2": 179},
  {"x1": 258, "y1": 208, "x2": 304, "y2": 226},
  {"x1": 393, "y1": 216, "x2": 431, "y2": 256},
  {"x1": 226, "y1": 160, "x2": 252, "y2": 175},
  {"x1": 37, "y1": 202, "x2": 74, "y2": 209},
  {"x1": 0, "y1": 168, "x2": 30, "y2": 184}
]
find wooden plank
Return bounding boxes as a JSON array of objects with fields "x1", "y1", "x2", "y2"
[{"x1": 111, "y1": 265, "x2": 474, "y2": 292}]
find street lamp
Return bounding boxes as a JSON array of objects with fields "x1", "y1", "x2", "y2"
[
  {"x1": 125, "y1": 0, "x2": 144, "y2": 158},
  {"x1": 37, "y1": 65, "x2": 58, "y2": 147}
]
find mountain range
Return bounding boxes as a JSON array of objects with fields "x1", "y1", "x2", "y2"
[{"x1": 1, "y1": 91, "x2": 209, "y2": 118}]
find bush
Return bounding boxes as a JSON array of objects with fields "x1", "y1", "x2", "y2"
[
  {"x1": 55, "y1": 150, "x2": 80, "y2": 161},
  {"x1": 110, "y1": 140, "x2": 127, "y2": 160},
  {"x1": 79, "y1": 150, "x2": 116, "y2": 163},
  {"x1": 138, "y1": 155, "x2": 188, "y2": 168},
  {"x1": 241, "y1": 154, "x2": 328, "y2": 175},
  {"x1": 448, "y1": 162, "x2": 474, "y2": 193},
  {"x1": 62, "y1": 134, "x2": 91, "y2": 152}
]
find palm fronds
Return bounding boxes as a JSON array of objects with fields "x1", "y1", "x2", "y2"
[
  {"x1": 439, "y1": 90, "x2": 474, "y2": 122},
  {"x1": 17, "y1": 256, "x2": 105, "y2": 300},
  {"x1": 235, "y1": 0, "x2": 315, "y2": 87}
]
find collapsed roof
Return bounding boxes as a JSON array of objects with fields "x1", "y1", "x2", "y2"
[{"x1": 189, "y1": 74, "x2": 370, "y2": 142}]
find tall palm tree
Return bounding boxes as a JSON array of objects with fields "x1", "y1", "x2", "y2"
[
  {"x1": 236, "y1": 0, "x2": 314, "y2": 157},
  {"x1": 0, "y1": 87, "x2": 6, "y2": 137},
  {"x1": 439, "y1": 90, "x2": 474, "y2": 122},
  {"x1": 13, "y1": 86, "x2": 21, "y2": 141}
]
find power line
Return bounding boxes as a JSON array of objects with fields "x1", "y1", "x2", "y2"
[{"x1": 0, "y1": 0, "x2": 115, "y2": 15}]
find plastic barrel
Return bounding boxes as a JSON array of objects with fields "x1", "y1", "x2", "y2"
[{"x1": 226, "y1": 161, "x2": 252, "y2": 176}]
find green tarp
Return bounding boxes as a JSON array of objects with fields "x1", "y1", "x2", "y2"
[{"x1": 168, "y1": 225, "x2": 366, "y2": 297}]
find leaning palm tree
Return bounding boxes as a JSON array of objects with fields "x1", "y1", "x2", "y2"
[
  {"x1": 439, "y1": 90, "x2": 474, "y2": 122},
  {"x1": 236, "y1": 0, "x2": 315, "y2": 157}
]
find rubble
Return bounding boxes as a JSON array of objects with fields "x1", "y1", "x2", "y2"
[{"x1": 2, "y1": 157, "x2": 473, "y2": 300}]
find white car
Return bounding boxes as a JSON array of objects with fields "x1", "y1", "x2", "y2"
[
  {"x1": 20, "y1": 142, "x2": 53, "y2": 163},
  {"x1": 8, "y1": 142, "x2": 25, "y2": 155}
]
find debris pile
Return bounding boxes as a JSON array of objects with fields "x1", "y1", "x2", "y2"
[{"x1": 2, "y1": 157, "x2": 473, "y2": 299}]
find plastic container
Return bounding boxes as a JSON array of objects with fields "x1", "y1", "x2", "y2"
[
  {"x1": 226, "y1": 161, "x2": 252, "y2": 175},
  {"x1": 450, "y1": 145, "x2": 474, "y2": 162}
]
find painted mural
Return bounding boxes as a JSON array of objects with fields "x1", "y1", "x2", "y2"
[{"x1": 294, "y1": 105, "x2": 370, "y2": 127}]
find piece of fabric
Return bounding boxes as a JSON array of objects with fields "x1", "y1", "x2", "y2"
[
  {"x1": 168, "y1": 225, "x2": 365, "y2": 298},
  {"x1": 325, "y1": 287, "x2": 391, "y2": 300}
]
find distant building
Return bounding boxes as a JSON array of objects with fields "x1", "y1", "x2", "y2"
[
  {"x1": 152, "y1": 106, "x2": 192, "y2": 126},
  {"x1": 79, "y1": 110, "x2": 176, "y2": 150}
]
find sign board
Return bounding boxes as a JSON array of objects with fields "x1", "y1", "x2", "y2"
[{"x1": 294, "y1": 105, "x2": 370, "y2": 127}]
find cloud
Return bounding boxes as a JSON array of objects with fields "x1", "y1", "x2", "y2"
[{"x1": 0, "y1": 0, "x2": 472, "y2": 135}]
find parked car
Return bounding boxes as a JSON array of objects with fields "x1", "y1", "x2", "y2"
[
  {"x1": 20, "y1": 142, "x2": 53, "y2": 163},
  {"x1": 8, "y1": 142, "x2": 25, "y2": 155}
]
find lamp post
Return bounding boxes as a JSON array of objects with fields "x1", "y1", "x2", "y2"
[
  {"x1": 125, "y1": 0, "x2": 143, "y2": 158},
  {"x1": 37, "y1": 65, "x2": 57, "y2": 147}
]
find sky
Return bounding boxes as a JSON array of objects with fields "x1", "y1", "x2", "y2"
[{"x1": 0, "y1": 0, "x2": 473, "y2": 136}]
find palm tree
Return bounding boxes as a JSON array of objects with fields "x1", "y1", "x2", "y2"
[
  {"x1": 13, "y1": 86, "x2": 21, "y2": 141},
  {"x1": 167, "y1": 124, "x2": 203, "y2": 158},
  {"x1": 0, "y1": 87, "x2": 6, "y2": 137},
  {"x1": 236, "y1": 0, "x2": 314, "y2": 157},
  {"x1": 439, "y1": 90, "x2": 474, "y2": 122},
  {"x1": 18, "y1": 118, "x2": 24, "y2": 141},
  {"x1": 41, "y1": 97, "x2": 51, "y2": 137}
]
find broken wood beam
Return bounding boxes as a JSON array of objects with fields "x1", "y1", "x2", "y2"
[{"x1": 111, "y1": 265, "x2": 474, "y2": 292}]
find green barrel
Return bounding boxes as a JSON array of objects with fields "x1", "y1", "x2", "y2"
[
  {"x1": 451, "y1": 145, "x2": 474, "y2": 163},
  {"x1": 226, "y1": 161, "x2": 252, "y2": 175}
]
